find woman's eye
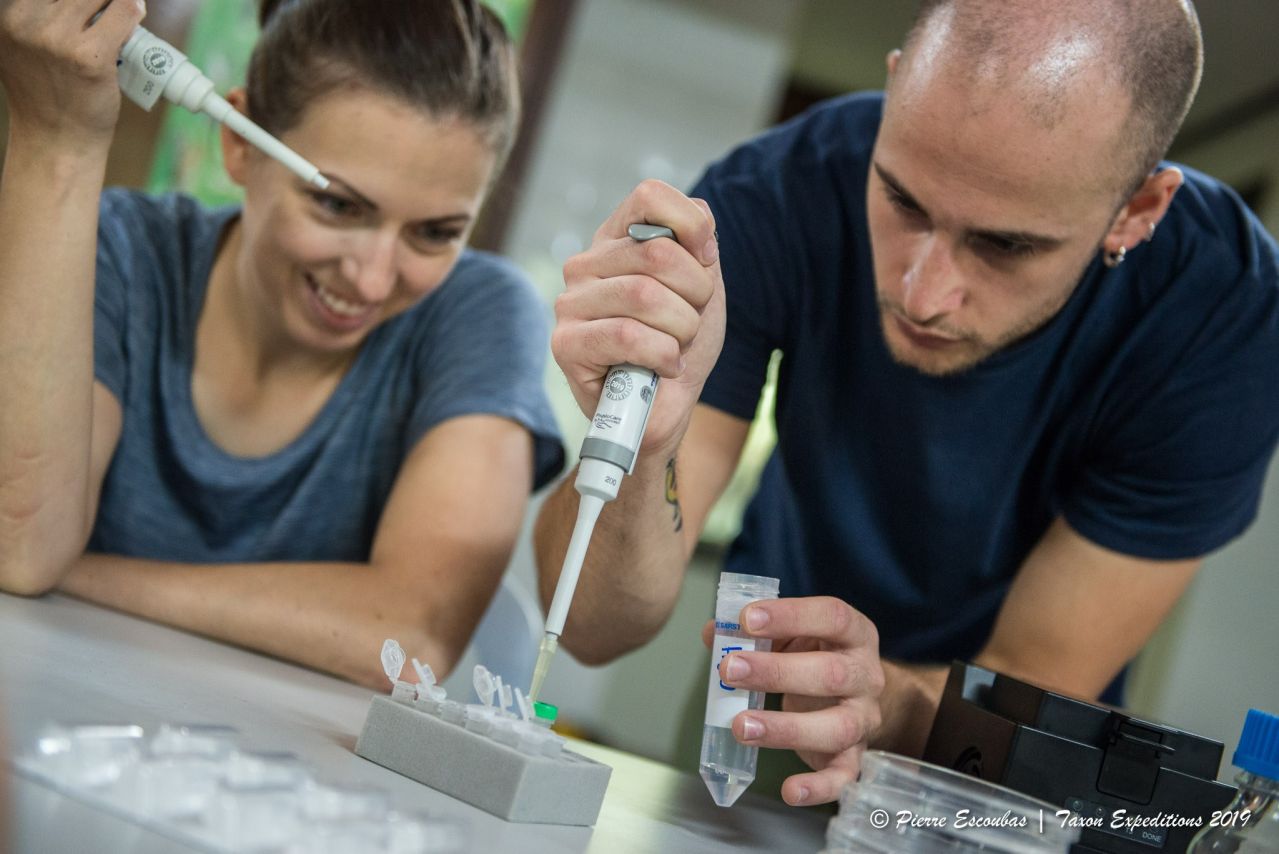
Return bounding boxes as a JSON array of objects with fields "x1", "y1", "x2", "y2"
[
  {"x1": 414, "y1": 224, "x2": 464, "y2": 245},
  {"x1": 308, "y1": 191, "x2": 359, "y2": 218}
]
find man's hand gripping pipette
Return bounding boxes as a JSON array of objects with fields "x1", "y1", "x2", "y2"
[{"x1": 528, "y1": 223, "x2": 677, "y2": 703}]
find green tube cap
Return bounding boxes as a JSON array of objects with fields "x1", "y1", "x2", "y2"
[{"x1": 533, "y1": 701, "x2": 558, "y2": 724}]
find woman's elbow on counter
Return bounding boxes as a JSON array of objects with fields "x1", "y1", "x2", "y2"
[{"x1": 0, "y1": 554, "x2": 66, "y2": 597}]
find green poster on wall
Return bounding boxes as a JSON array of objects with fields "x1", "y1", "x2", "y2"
[
  {"x1": 145, "y1": 0, "x2": 259, "y2": 204},
  {"x1": 147, "y1": 0, "x2": 533, "y2": 205}
]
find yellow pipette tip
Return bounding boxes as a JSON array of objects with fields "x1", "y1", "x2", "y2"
[{"x1": 528, "y1": 632, "x2": 559, "y2": 703}]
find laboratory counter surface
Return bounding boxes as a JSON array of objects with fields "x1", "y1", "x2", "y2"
[{"x1": 0, "y1": 592, "x2": 827, "y2": 853}]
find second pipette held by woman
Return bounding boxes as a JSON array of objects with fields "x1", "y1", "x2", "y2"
[{"x1": 117, "y1": 25, "x2": 328, "y2": 189}]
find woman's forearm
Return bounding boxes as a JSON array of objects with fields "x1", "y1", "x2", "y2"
[
  {"x1": 59, "y1": 552, "x2": 480, "y2": 690},
  {"x1": 0, "y1": 138, "x2": 111, "y2": 592}
]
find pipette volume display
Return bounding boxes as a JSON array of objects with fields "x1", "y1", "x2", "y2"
[
  {"x1": 116, "y1": 27, "x2": 329, "y2": 190},
  {"x1": 528, "y1": 223, "x2": 676, "y2": 703}
]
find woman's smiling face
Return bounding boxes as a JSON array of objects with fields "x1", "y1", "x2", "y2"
[{"x1": 225, "y1": 86, "x2": 497, "y2": 355}]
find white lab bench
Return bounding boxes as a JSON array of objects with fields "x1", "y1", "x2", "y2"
[{"x1": 0, "y1": 592, "x2": 826, "y2": 853}]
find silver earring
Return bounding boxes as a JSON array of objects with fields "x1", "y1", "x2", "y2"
[
  {"x1": 1103, "y1": 245, "x2": 1127, "y2": 268},
  {"x1": 1146, "y1": 221, "x2": 1157, "y2": 241}
]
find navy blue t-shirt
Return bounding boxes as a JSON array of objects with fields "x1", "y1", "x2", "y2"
[
  {"x1": 90, "y1": 189, "x2": 564, "y2": 563},
  {"x1": 695, "y1": 93, "x2": 1279, "y2": 673}
]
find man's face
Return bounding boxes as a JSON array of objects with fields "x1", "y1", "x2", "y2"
[{"x1": 867, "y1": 54, "x2": 1131, "y2": 376}]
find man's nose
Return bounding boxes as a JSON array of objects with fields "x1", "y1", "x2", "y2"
[
  {"x1": 901, "y1": 235, "x2": 965, "y2": 322},
  {"x1": 340, "y1": 230, "x2": 399, "y2": 302}
]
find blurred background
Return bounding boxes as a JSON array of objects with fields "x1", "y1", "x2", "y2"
[{"x1": 1, "y1": 0, "x2": 1276, "y2": 785}]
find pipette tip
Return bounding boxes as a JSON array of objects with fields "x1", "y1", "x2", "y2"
[{"x1": 528, "y1": 632, "x2": 559, "y2": 704}]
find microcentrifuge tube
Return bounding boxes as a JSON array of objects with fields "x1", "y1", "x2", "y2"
[
  {"x1": 699, "y1": 572, "x2": 780, "y2": 808},
  {"x1": 381, "y1": 639, "x2": 406, "y2": 685}
]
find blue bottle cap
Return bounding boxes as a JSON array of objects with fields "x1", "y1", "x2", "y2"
[{"x1": 1233, "y1": 709, "x2": 1279, "y2": 781}]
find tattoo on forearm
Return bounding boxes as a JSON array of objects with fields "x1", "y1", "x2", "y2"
[{"x1": 664, "y1": 457, "x2": 684, "y2": 532}]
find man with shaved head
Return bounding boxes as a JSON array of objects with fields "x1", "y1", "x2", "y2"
[{"x1": 538, "y1": 0, "x2": 1279, "y2": 805}]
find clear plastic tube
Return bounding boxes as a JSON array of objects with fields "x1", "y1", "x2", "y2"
[
  {"x1": 1188, "y1": 709, "x2": 1279, "y2": 852},
  {"x1": 824, "y1": 751, "x2": 1078, "y2": 852},
  {"x1": 34, "y1": 723, "x2": 145, "y2": 789},
  {"x1": 1187, "y1": 771, "x2": 1279, "y2": 852},
  {"x1": 118, "y1": 724, "x2": 237, "y2": 819},
  {"x1": 699, "y1": 571, "x2": 780, "y2": 807}
]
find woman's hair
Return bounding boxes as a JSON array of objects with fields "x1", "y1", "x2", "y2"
[{"x1": 249, "y1": 0, "x2": 520, "y2": 164}]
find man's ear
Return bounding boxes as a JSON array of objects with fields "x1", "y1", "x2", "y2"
[
  {"x1": 219, "y1": 88, "x2": 252, "y2": 188},
  {"x1": 886, "y1": 48, "x2": 902, "y2": 77},
  {"x1": 1102, "y1": 167, "x2": 1184, "y2": 257}
]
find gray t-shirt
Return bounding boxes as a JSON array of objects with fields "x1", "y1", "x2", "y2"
[{"x1": 89, "y1": 189, "x2": 564, "y2": 563}]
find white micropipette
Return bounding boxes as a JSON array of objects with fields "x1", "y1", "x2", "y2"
[
  {"x1": 117, "y1": 27, "x2": 329, "y2": 190},
  {"x1": 528, "y1": 223, "x2": 676, "y2": 703}
]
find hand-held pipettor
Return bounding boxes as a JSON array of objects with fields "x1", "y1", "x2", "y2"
[
  {"x1": 117, "y1": 27, "x2": 329, "y2": 189},
  {"x1": 528, "y1": 223, "x2": 676, "y2": 702}
]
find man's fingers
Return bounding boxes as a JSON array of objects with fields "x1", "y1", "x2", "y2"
[
  {"x1": 565, "y1": 235, "x2": 716, "y2": 313},
  {"x1": 595, "y1": 179, "x2": 718, "y2": 267},
  {"x1": 732, "y1": 703, "x2": 876, "y2": 755},
  {"x1": 688, "y1": 196, "x2": 719, "y2": 265},
  {"x1": 555, "y1": 270, "x2": 702, "y2": 352},
  {"x1": 738, "y1": 595, "x2": 878, "y2": 649},
  {"x1": 701, "y1": 618, "x2": 714, "y2": 649},
  {"x1": 550, "y1": 315, "x2": 684, "y2": 383},
  {"x1": 781, "y1": 761, "x2": 862, "y2": 807},
  {"x1": 720, "y1": 647, "x2": 883, "y2": 698}
]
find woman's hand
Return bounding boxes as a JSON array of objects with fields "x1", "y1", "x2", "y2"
[
  {"x1": 0, "y1": 0, "x2": 145, "y2": 145},
  {"x1": 553, "y1": 179, "x2": 725, "y2": 454}
]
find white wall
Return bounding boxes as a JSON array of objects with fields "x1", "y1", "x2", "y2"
[
  {"x1": 1128, "y1": 452, "x2": 1279, "y2": 780},
  {"x1": 501, "y1": 0, "x2": 801, "y2": 453},
  {"x1": 1125, "y1": 112, "x2": 1279, "y2": 777}
]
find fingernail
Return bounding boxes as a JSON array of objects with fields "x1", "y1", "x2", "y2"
[
  {"x1": 745, "y1": 607, "x2": 769, "y2": 631},
  {"x1": 702, "y1": 234, "x2": 719, "y2": 265},
  {"x1": 795, "y1": 786, "x2": 810, "y2": 804},
  {"x1": 741, "y1": 717, "x2": 764, "y2": 740},
  {"x1": 724, "y1": 655, "x2": 749, "y2": 681}
]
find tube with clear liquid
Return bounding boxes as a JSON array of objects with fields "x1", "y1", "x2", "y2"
[
  {"x1": 1188, "y1": 708, "x2": 1279, "y2": 853},
  {"x1": 700, "y1": 571, "x2": 780, "y2": 807}
]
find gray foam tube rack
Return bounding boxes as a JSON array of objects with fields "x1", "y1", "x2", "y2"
[{"x1": 355, "y1": 695, "x2": 612, "y2": 825}]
